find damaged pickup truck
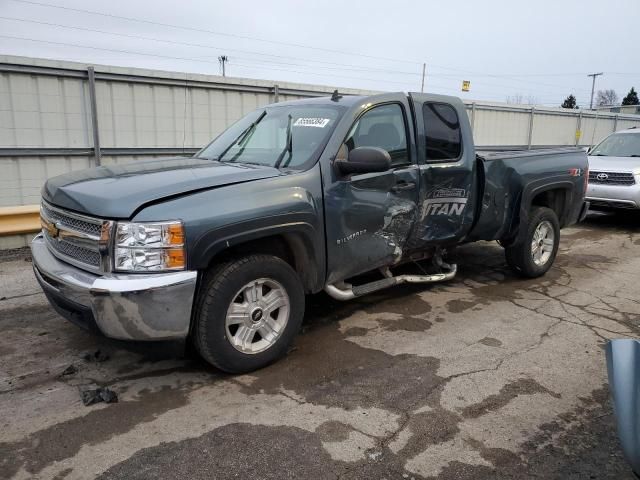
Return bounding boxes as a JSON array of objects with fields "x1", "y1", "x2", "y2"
[{"x1": 32, "y1": 92, "x2": 589, "y2": 373}]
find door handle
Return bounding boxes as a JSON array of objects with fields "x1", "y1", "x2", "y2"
[{"x1": 391, "y1": 181, "x2": 416, "y2": 192}]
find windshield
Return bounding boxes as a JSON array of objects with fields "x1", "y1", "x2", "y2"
[
  {"x1": 197, "y1": 104, "x2": 345, "y2": 169},
  {"x1": 591, "y1": 132, "x2": 640, "y2": 157}
]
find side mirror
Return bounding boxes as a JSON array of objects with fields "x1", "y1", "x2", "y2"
[{"x1": 335, "y1": 146, "x2": 391, "y2": 175}]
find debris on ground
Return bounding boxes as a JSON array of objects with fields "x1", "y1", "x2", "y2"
[
  {"x1": 81, "y1": 387, "x2": 118, "y2": 406},
  {"x1": 60, "y1": 364, "x2": 78, "y2": 376},
  {"x1": 83, "y1": 349, "x2": 110, "y2": 363}
]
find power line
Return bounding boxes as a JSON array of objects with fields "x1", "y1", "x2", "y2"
[
  {"x1": 0, "y1": 16, "x2": 593, "y2": 98},
  {"x1": 0, "y1": 35, "x2": 574, "y2": 103},
  {"x1": 0, "y1": 10, "x2": 598, "y2": 97},
  {"x1": 0, "y1": 15, "x2": 424, "y2": 76},
  {"x1": 5, "y1": 0, "x2": 617, "y2": 94},
  {"x1": 8, "y1": 0, "x2": 423, "y2": 66},
  {"x1": 0, "y1": 34, "x2": 429, "y2": 89}
]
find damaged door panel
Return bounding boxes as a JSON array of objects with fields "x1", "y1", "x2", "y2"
[
  {"x1": 324, "y1": 97, "x2": 420, "y2": 284},
  {"x1": 409, "y1": 95, "x2": 478, "y2": 247}
]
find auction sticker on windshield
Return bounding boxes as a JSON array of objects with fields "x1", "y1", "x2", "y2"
[{"x1": 293, "y1": 118, "x2": 331, "y2": 128}]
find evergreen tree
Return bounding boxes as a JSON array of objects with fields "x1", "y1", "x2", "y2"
[
  {"x1": 622, "y1": 87, "x2": 639, "y2": 106},
  {"x1": 561, "y1": 94, "x2": 578, "y2": 109}
]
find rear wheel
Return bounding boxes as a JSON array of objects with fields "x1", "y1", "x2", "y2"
[
  {"x1": 193, "y1": 254, "x2": 305, "y2": 373},
  {"x1": 505, "y1": 206, "x2": 560, "y2": 278}
]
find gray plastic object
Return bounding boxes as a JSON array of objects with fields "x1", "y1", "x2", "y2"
[{"x1": 606, "y1": 339, "x2": 640, "y2": 476}]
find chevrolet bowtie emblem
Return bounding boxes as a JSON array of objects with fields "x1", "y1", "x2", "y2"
[{"x1": 41, "y1": 218, "x2": 60, "y2": 239}]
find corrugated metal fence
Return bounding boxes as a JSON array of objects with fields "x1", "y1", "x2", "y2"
[{"x1": 2, "y1": 55, "x2": 640, "y2": 248}]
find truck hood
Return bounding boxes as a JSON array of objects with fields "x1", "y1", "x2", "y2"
[
  {"x1": 42, "y1": 157, "x2": 282, "y2": 218},
  {"x1": 588, "y1": 155, "x2": 640, "y2": 174}
]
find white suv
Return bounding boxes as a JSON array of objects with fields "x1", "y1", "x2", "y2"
[{"x1": 586, "y1": 127, "x2": 640, "y2": 210}]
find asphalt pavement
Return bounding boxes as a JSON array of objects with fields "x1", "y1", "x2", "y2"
[{"x1": 1, "y1": 211, "x2": 639, "y2": 479}]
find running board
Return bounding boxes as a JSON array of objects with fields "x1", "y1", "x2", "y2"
[{"x1": 324, "y1": 264, "x2": 457, "y2": 301}]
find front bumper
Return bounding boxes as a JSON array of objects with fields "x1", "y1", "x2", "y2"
[
  {"x1": 586, "y1": 182, "x2": 640, "y2": 210},
  {"x1": 31, "y1": 234, "x2": 198, "y2": 340}
]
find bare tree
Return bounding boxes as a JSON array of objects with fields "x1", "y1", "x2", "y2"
[
  {"x1": 525, "y1": 95, "x2": 538, "y2": 105},
  {"x1": 596, "y1": 89, "x2": 619, "y2": 106},
  {"x1": 506, "y1": 93, "x2": 524, "y2": 104}
]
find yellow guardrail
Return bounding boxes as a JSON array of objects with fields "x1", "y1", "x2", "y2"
[{"x1": 0, "y1": 205, "x2": 40, "y2": 236}]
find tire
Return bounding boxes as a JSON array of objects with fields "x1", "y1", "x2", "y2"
[
  {"x1": 193, "y1": 254, "x2": 305, "y2": 373},
  {"x1": 505, "y1": 206, "x2": 560, "y2": 278}
]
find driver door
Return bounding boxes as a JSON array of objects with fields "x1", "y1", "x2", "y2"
[{"x1": 324, "y1": 99, "x2": 420, "y2": 284}]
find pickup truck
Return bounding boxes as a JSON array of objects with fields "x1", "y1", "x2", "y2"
[{"x1": 32, "y1": 92, "x2": 589, "y2": 373}]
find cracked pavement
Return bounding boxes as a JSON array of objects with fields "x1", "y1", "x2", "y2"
[{"x1": 1, "y1": 211, "x2": 639, "y2": 479}]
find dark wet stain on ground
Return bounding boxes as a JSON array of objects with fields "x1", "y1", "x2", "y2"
[
  {"x1": 446, "y1": 298, "x2": 490, "y2": 314},
  {"x1": 342, "y1": 326, "x2": 369, "y2": 337},
  {"x1": 461, "y1": 378, "x2": 561, "y2": 419},
  {"x1": 378, "y1": 316, "x2": 432, "y2": 332},
  {"x1": 0, "y1": 385, "x2": 193, "y2": 478},
  {"x1": 315, "y1": 420, "x2": 352, "y2": 442},
  {"x1": 397, "y1": 408, "x2": 461, "y2": 459},
  {"x1": 97, "y1": 423, "x2": 427, "y2": 480},
  {"x1": 244, "y1": 323, "x2": 444, "y2": 414},
  {"x1": 435, "y1": 388, "x2": 635, "y2": 480},
  {"x1": 51, "y1": 467, "x2": 73, "y2": 480},
  {"x1": 0, "y1": 343, "x2": 16, "y2": 356},
  {"x1": 94, "y1": 386, "x2": 635, "y2": 480},
  {"x1": 562, "y1": 253, "x2": 615, "y2": 265},
  {"x1": 562, "y1": 211, "x2": 640, "y2": 243},
  {"x1": 362, "y1": 293, "x2": 432, "y2": 317},
  {"x1": 478, "y1": 337, "x2": 502, "y2": 347}
]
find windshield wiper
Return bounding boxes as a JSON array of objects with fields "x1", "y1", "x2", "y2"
[
  {"x1": 217, "y1": 110, "x2": 267, "y2": 162},
  {"x1": 274, "y1": 114, "x2": 293, "y2": 169}
]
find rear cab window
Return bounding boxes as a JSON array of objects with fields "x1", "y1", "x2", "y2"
[{"x1": 423, "y1": 102, "x2": 462, "y2": 162}]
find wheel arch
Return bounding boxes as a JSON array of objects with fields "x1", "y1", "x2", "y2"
[
  {"x1": 508, "y1": 180, "x2": 574, "y2": 242},
  {"x1": 190, "y1": 221, "x2": 324, "y2": 294}
]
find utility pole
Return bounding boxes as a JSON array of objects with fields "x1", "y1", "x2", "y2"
[
  {"x1": 218, "y1": 55, "x2": 228, "y2": 77},
  {"x1": 587, "y1": 72, "x2": 603, "y2": 109},
  {"x1": 421, "y1": 63, "x2": 426, "y2": 93}
]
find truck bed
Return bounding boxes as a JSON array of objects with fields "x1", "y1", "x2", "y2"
[
  {"x1": 468, "y1": 147, "x2": 588, "y2": 242},
  {"x1": 477, "y1": 147, "x2": 585, "y2": 162}
]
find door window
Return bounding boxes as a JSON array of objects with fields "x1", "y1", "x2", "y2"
[
  {"x1": 344, "y1": 104, "x2": 409, "y2": 166},
  {"x1": 423, "y1": 103, "x2": 462, "y2": 161}
]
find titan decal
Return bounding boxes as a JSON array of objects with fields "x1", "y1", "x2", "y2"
[{"x1": 422, "y1": 187, "x2": 468, "y2": 217}]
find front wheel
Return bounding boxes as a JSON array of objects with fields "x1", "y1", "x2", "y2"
[
  {"x1": 505, "y1": 206, "x2": 560, "y2": 278},
  {"x1": 193, "y1": 254, "x2": 305, "y2": 373}
]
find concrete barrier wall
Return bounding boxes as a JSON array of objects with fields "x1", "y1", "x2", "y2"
[{"x1": 2, "y1": 55, "x2": 640, "y2": 249}]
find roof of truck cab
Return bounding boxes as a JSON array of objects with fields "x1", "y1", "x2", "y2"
[{"x1": 266, "y1": 94, "x2": 368, "y2": 108}]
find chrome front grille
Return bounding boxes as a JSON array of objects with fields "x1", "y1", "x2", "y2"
[
  {"x1": 40, "y1": 202, "x2": 102, "y2": 237},
  {"x1": 43, "y1": 232, "x2": 101, "y2": 267},
  {"x1": 588, "y1": 171, "x2": 636, "y2": 186},
  {"x1": 40, "y1": 201, "x2": 111, "y2": 273}
]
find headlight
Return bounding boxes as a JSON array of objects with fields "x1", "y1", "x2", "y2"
[{"x1": 114, "y1": 221, "x2": 185, "y2": 272}]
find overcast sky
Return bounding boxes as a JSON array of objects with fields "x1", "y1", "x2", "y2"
[{"x1": 1, "y1": 0, "x2": 638, "y2": 107}]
